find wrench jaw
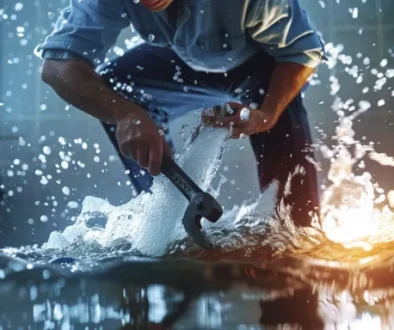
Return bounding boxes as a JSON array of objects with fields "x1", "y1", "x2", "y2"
[
  {"x1": 182, "y1": 207, "x2": 213, "y2": 249},
  {"x1": 200, "y1": 193, "x2": 223, "y2": 223},
  {"x1": 181, "y1": 193, "x2": 223, "y2": 249}
]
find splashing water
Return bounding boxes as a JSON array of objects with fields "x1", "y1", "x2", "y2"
[
  {"x1": 317, "y1": 100, "x2": 394, "y2": 250},
  {"x1": 29, "y1": 40, "x2": 394, "y2": 261},
  {"x1": 43, "y1": 126, "x2": 277, "y2": 257},
  {"x1": 319, "y1": 108, "x2": 378, "y2": 247},
  {"x1": 40, "y1": 104, "x2": 394, "y2": 259}
]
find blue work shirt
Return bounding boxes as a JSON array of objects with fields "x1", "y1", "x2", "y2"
[{"x1": 37, "y1": 0, "x2": 325, "y2": 73}]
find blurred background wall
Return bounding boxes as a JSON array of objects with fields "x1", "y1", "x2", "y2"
[{"x1": 0, "y1": 0, "x2": 393, "y2": 247}]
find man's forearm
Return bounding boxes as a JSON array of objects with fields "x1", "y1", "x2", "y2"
[
  {"x1": 42, "y1": 59, "x2": 137, "y2": 124},
  {"x1": 259, "y1": 62, "x2": 315, "y2": 121}
]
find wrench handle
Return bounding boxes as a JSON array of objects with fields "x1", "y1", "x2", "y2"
[{"x1": 161, "y1": 153, "x2": 203, "y2": 201}]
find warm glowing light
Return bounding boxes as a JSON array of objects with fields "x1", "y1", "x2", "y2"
[
  {"x1": 349, "y1": 313, "x2": 382, "y2": 330},
  {"x1": 320, "y1": 174, "x2": 378, "y2": 249},
  {"x1": 317, "y1": 111, "x2": 386, "y2": 249}
]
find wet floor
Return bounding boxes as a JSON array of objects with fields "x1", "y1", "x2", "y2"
[{"x1": 2, "y1": 237, "x2": 394, "y2": 329}]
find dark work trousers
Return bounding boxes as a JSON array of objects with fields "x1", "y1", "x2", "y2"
[{"x1": 96, "y1": 44, "x2": 319, "y2": 226}]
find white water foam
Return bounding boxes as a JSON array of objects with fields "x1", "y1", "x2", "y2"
[{"x1": 44, "y1": 126, "x2": 277, "y2": 256}]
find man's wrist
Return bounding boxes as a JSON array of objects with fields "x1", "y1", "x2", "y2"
[
  {"x1": 258, "y1": 104, "x2": 280, "y2": 121},
  {"x1": 113, "y1": 99, "x2": 143, "y2": 124},
  {"x1": 256, "y1": 105, "x2": 280, "y2": 132}
]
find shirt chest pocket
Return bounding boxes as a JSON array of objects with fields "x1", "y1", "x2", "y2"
[{"x1": 197, "y1": 34, "x2": 246, "y2": 53}]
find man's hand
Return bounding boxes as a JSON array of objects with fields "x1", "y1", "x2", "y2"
[
  {"x1": 115, "y1": 106, "x2": 170, "y2": 176},
  {"x1": 202, "y1": 63, "x2": 315, "y2": 139},
  {"x1": 202, "y1": 102, "x2": 278, "y2": 138}
]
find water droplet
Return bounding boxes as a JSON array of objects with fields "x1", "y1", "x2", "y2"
[
  {"x1": 67, "y1": 201, "x2": 79, "y2": 209},
  {"x1": 132, "y1": 119, "x2": 141, "y2": 125},
  {"x1": 386, "y1": 69, "x2": 394, "y2": 78},
  {"x1": 380, "y1": 59, "x2": 388, "y2": 67},
  {"x1": 61, "y1": 161, "x2": 69, "y2": 169},
  {"x1": 15, "y1": 3, "x2": 23, "y2": 11},
  {"x1": 240, "y1": 108, "x2": 250, "y2": 121},
  {"x1": 58, "y1": 137, "x2": 66, "y2": 145},
  {"x1": 62, "y1": 187, "x2": 70, "y2": 196},
  {"x1": 249, "y1": 102, "x2": 259, "y2": 110},
  {"x1": 225, "y1": 104, "x2": 234, "y2": 115},
  {"x1": 148, "y1": 34, "x2": 155, "y2": 42},
  {"x1": 43, "y1": 146, "x2": 51, "y2": 155}
]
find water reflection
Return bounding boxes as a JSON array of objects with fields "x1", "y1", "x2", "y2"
[{"x1": 2, "y1": 251, "x2": 394, "y2": 329}]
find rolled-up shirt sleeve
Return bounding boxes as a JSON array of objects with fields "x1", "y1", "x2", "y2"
[
  {"x1": 246, "y1": 0, "x2": 325, "y2": 68},
  {"x1": 36, "y1": 0, "x2": 130, "y2": 66}
]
